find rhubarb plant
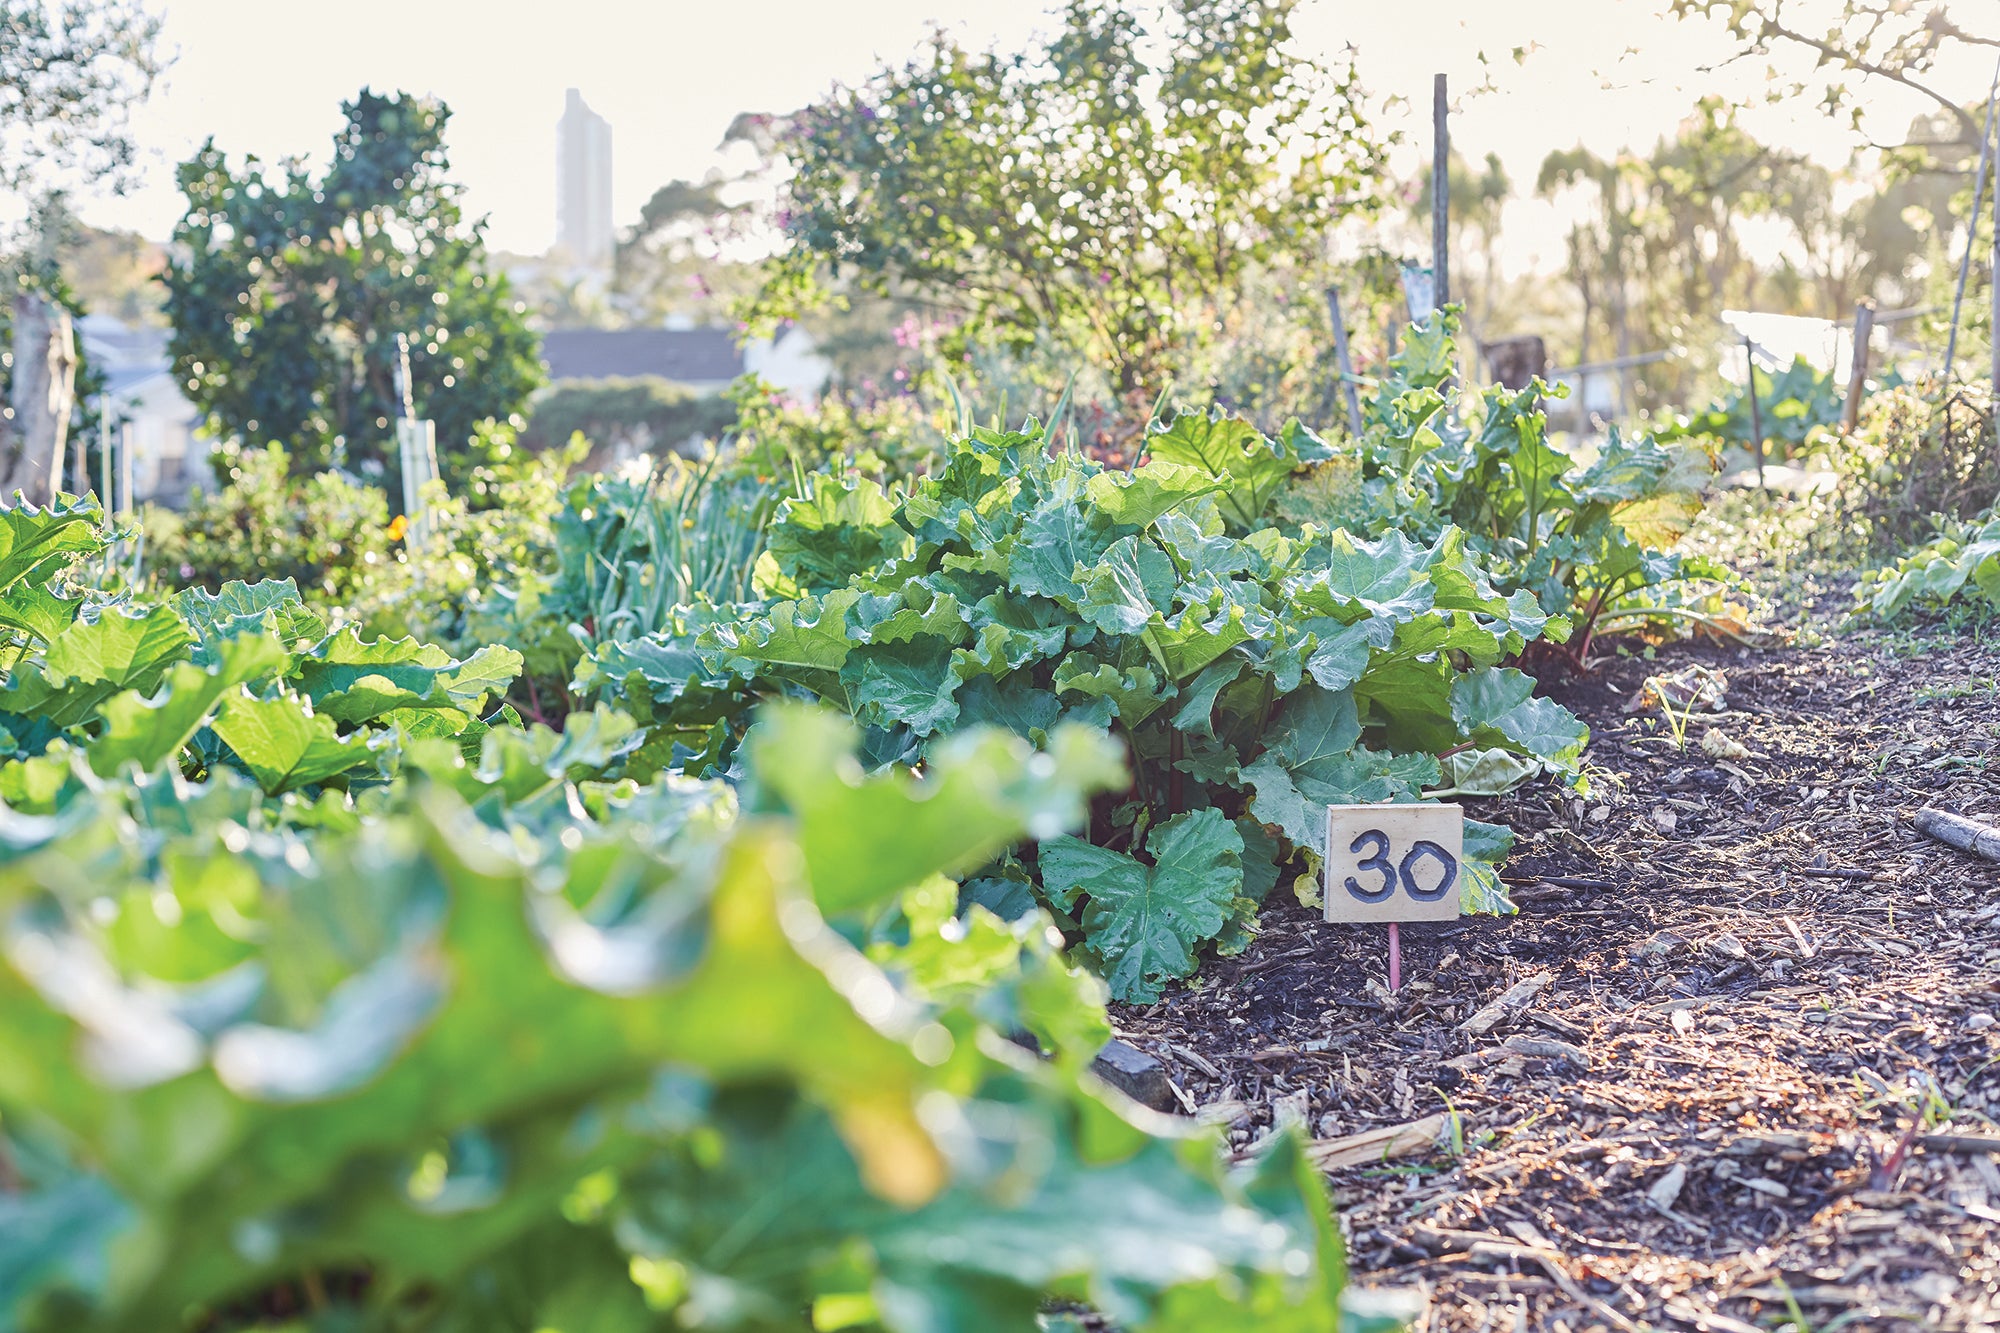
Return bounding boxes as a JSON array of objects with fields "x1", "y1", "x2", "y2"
[
  {"x1": 0, "y1": 703, "x2": 1363, "y2": 1332},
  {"x1": 583, "y1": 424, "x2": 1587, "y2": 1001}
]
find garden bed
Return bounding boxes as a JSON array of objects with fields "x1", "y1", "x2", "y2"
[{"x1": 1115, "y1": 626, "x2": 2000, "y2": 1332}]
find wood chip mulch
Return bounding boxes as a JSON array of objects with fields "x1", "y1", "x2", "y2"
[{"x1": 1114, "y1": 625, "x2": 2000, "y2": 1333}]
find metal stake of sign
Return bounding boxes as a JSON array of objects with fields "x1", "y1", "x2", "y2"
[{"x1": 1387, "y1": 923, "x2": 1402, "y2": 992}]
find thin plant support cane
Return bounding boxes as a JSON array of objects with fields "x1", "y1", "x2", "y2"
[
  {"x1": 98, "y1": 396, "x2": 114, "y2": 585},
  {"x1": 119, "y1": 417, "x2": 140, "y2": 584},
  {"x1": 1325, "y1": 286, "x2": 1366, "y2": 437},
  {"x1": 1432, "y1": 73, "x2": 1449, "y2": 311},
  {"x1": 1744, "y1": 335, "x2": 1765, "y2": 489},
  {"x1": 1942, "y1": 56, "x2": 2000, "y2": 386}
]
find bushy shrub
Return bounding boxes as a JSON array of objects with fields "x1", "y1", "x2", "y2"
[
  {"x1": 1658, "y1": 354, "x2": 1848, "y2": 459},
  {"x1": 144, "y1": 443, "x2": 394, "y2": 602},
  {"x1": 1828, "y1": 381, "x2": 2000, "y2": 554},
  {"x1": 727, "y1": 377, "x2": 940, "y2": 490}
]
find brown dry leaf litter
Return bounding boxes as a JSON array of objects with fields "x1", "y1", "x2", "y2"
[{"x1": 1114, "y1": 626, "x2": 2000, "y2": 1333}]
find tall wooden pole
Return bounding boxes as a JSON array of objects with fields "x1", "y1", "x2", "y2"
[
  {"x1": 1945, "y1": 58, "x2": 2000, "y2": 385},
  {"x1": 1325, "y1": 287, "x2": 1365, "y2": 436},
  {"x1": 1744, "y1": 336, "x2": 1765, "y2": 490},
  {"x1": 1842, "y1": 300, "x2": 1876, "y2": 434},
  {"x1": 99, "y1": 401, "x2": 112, "y2": 512},
  {"x1": 1432, "y1": 74, "x2": 1450, "y2": 312}
]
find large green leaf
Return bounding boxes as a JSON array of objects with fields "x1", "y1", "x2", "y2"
[
  {"x1": 209, "y1": 690, "x2": 380, "y2": 793},
  {"x1": 0, "y1": 1167, "x2": 131, "y2": 1328},
  {"x1": 462, "y1": 703, "x2": 641, "y2": 804},
  {"x1": 703, "y1": 589, "x2": 861, "y2": 698},
  {"x1": 171, "y1": 579, "x2": 326, "y2": 661},
  {"x1": 1241, "y1": 686, "x2": 1438, "y2": 856},
  {"x1": 1449, "y1": 667, "x2": 1589, "y2": 766},
  {"x1": 1050, "y1": 657, "x2": 1172, "y2": 726},
  {"x1": 1460, "y1": 817, "x2": 1518, "y2": 915},
  {"x1": 1040, "y1": 807, "x2": 1244, "y2": 1003},
  {"x1": 1008, "y1": 470, "x2": 1118, "y2": 604},
  {"x1": 0, "y1": 605, "x2": 195, "y2": 730},
  {"x1": 748, "y1": 705, "x2": 1124, "y2": 915},
  {"x1": 0, "y1": 584, "x2": 83, "y2": 646},
  {"x1": 1074, "y1": 535, "x2": 1176, "y2": 635},
  {"x1": 615, "y1": 1085, "x2": 1343, "y2": 1333},
  {"x1": 291, "y1": 628, "x2": 520, "y2": 727},
  {"x1": 87, "y1": 633, "x2": 291, "y2": 778},
  {"x1": 1145, "y1": 410, "x2": 1294, "y2": 531},
  {"x1": 765, "y1": 474, "x2": 910, "y2": 593},
  {"x1": 0, "y1": 493, "x2": 105, "y2": 596},
  {"x1": 1305, "y1": 530, "x2": 1436, "y2": 622},
  {"x1": 44, "y1": 604, "x2": 192, "y2": 691},
  {"x1": 842, "y1": 638, "x2": 963, "y2": 736},
  {"x1": 1080, "y1": 460, "x2": 1224, "y2": 528}
]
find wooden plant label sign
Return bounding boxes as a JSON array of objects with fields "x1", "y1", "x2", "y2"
[{"x1": 1322, "y1": 803, "x2": 1464, "y2": 924}]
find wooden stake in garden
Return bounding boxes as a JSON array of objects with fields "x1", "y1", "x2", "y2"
[
  {"x1": 1325, "y1": 286, "x2": 1365, "y2": 436},
  {"x1": 1842, "y1": 298, "x2": 1875, "y2": 434},
  {"x1": 1432, "y1": 73, "x2": 1450, "y2": 311},
  {"x1": 99, "y1": 397, "x2": 114, "y2": 583},
  {"x1": 1744, "y1": 335, "x2": 1765, "y2": 489},
  {"x1": 1942, "y1": 56, "x2": 2000, "y2": 386}
]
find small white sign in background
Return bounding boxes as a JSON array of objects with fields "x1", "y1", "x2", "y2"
[{"x1": 1323, "y1": 803, "x2": 1464, "y2": 924}]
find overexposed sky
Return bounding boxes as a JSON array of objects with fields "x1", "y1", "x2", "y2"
[{"x1": 75, "y1": 0, "x2": 1994, "y2": 262}]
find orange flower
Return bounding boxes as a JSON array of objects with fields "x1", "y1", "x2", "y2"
[{"x1": 387, "y1": 514, "x2": 409, "y2": 542}]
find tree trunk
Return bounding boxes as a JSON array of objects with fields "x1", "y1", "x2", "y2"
[{"x1": 1, "y1": 295, "x2": 79, "y2": 506}]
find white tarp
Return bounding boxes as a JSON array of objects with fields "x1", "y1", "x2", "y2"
[{"x1": 1717, "y1": 309, "x2": 1856, "y2": 382}]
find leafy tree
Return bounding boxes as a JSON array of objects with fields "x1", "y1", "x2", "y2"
[
  {"x1": 163, "y1": 90, "x2": 543, "y2": 496},
  {"x1": 0, "y1": 0, "x2": 163, "y2": 195},
  {"x1": 757, "y1": 0, "x2": 1387, "y2": 398},
  {"x1": 0, "y1": 0, "x2": 163, "y2": 500},
  {"x1": 1537, "y1": 100, "x2": 1801, "y2": 406},
  {"x1": 1671, "y1": 0, "x2": 1997, "y2": 153},
  {"x1": 611, "y1": 174, "x2": 756, "y2": 324}
]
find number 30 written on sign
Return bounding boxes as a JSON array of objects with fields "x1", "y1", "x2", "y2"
[
  {"x1": 1322, "y1": 803, "x2": 1465, "y2": 924},
  {"x1": 1342, "y1": 830, "x2": 1458, "y2": 903}
]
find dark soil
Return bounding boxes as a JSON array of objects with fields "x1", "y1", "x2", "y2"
[{"x1": 1113, "y1": 625, "x2": 2000, "y2": 1332}]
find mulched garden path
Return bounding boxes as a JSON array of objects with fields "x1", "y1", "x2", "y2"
[{"x1": 1114, "y1": 624, "x2": 2000, "y2": 1333}]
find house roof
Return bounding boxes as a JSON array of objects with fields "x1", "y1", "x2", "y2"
[{"x1": 541, "y1": 327, "x2": 744, "y2": 383}]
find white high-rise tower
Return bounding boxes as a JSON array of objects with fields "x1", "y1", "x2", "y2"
[{"x1": 557, "y1": 89, "x2": 613, "y2": 266}]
